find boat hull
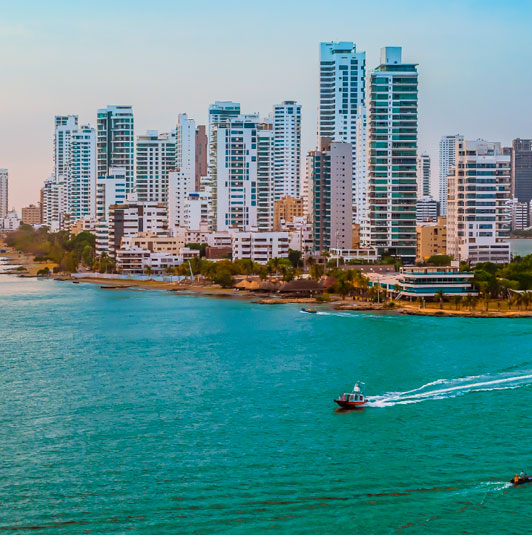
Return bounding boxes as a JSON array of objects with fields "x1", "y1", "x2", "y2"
[
  {"x1": 510, "y1": 477, "x2": 532, "y2": 486},
  {"x1": 334, "y1": 399, "x2": 366, "y2": 409}
]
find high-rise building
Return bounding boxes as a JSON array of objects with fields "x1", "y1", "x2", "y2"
[
  {"x1": 168, "y1": 170, "x2": 192, "y2": 232},
  {"x1": 176, "y1": 113, "x2": 196, "y2": 188},
  {"x1": 319, "y1": 42, "x2": 366, "y2": 220},
  {"x1": 54, "y1": 115, "x2": 78, "y2": 182},
  {"x1": 195, "y1": 125, "x2": 207, "y2": 191},
  {"x1": 272, "y1": 101, "x2": 301, "y2": 199},
  {"x1": 511, "y1": 139, "x2": 532, "y2": 203},
  {"x1": 207, "y1": 101, "x2": 241, "y2": 190},
  {"x1": 367, "y1": 47, "x2": 418, "y2": 262},
  {"x1": 0, "y1": 169, "x2": 8, "y2": 219},
  {"x1": 308, "y1": 138, "x2": 353, "y2": 253},
  {"x1": 213, "y1": 114, "x2": 275, "y2": 232},
  {"x1": 506, "y1": 198, "x2": 530, "y2": 231},
  {"x1": 447, "y1": 139, "x2": 511, "y2": 263},
  {"x1": 417, "y1": 153, "x2": 431, "y2": 197},
  {"x1": 68, "y1": 125, "x2": 96, "y2": 221},
  {"x1": 439, "y1": 134, "x2": 463, "y2": 216},
  {"x1": 97, "y1": 105, "x2": 134, "y2": 193},
  {"x1": 135, "y1": 130, "x2": 176, "y2": 204}
]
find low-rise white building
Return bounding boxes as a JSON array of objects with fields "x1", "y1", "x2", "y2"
[{"x1": 232, "y1": 231, "x2": 290, "y2": 264}]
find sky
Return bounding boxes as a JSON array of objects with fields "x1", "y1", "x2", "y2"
[{"x1": 1, "y1": 0, "x2": 531, "y2": 209}]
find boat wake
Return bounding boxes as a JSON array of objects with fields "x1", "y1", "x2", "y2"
[{"x1": 367, "y1": 372, "x2": 532, "y2": 407}]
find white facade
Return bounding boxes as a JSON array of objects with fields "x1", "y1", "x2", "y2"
[
  {"x1": 207, "y1": 101, "x2": 241, "y2": 191},
  {"x1": 184, "y1": 191, "x2": 211, "y2": 230},
  {"x1": 354, "y1": 111, "x2": 368, "y2": 228},
  {"x1": 319, "y1": 42, "x2": 366, "y2": 218},
  {"x1": 68, "y1": 125, "x2": 96, "y2": 221},
  {"x1": 0, "y1": 210, "x2": 21, "y2": 231},
  {"x1": 42, "y1": 173, "x2": 68, "y2": 231},
  {"x1": 168, "y1": 170, "x2": 193, "y2": 232},
  {"x1": 439, "y1": 134, "x2": 463, "y2": 216},
  {"x1": 447, "y1": 139, "x2": 511, "y2": 263},
  {"x1": 417, "y1": 153, "x2": 431, "y2": 198},
  {"x1": 272, "y1": 101, "x2": 301, "y2": 199},
  {"x1": 257, "y1": 124, "x2": 275, "y2": 231},
  {"x1": 54, "y1": 115, "x2": 78, "y2": 182},
  {"x1": 214, "y1": 114, "x2": 265, "y2": 232},
  {"x1": 97, "y1": 105, "x2": 134, "y2": 193},
  {"x1": 0, "y1": 169, "x2": 8, "y2": 219},
  {"x1": 135, "y1": 130, "x2": 176, "y2": 203},
  {"x1": 231, "y1": 231, "x2": 290, "y2": 264},
  {"x1": 506, "y1": 198, "x2": 530, "y2": 231},
  {"x1": 176, "y1": 114, "x2": 196, "y2": 187}
]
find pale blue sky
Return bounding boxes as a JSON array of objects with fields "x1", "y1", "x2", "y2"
[{"x1": 1, "y1": 0, "x2": 531, "y2": 208}]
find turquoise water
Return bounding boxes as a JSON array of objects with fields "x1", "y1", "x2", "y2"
[
  {"x1": 510, "y1": 238, "x2": 532, "y2": 257},
  {"x1": 2, "y1": 274, "x2": 532, "y2": 533}
]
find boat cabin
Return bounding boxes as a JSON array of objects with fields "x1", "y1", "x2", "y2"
[{"x1": 339, "y1": 392, "x2": 365, "y2": 403}]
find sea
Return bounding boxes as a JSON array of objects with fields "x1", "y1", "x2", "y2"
[
  {"x1": 2, "y1": 270, "x2": 532, "y2": 534},
  {"x1": 510, "y1": 238, "x2": 532, "y2": 257}
]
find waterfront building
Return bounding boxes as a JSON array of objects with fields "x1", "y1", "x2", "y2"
[
  {"x1": 367, "y1": 47, "x2": 418, "y2": 262},
  {"x1": 97, "y1": 105, "x2": 134, "y2": 193},
  {"x1": 207, "y1": 101, "x2": 241, "y2": 190},
  {"x1": 511, "y1": 139, "x2": 532, "y2": 203},
  {"x1": 0, "y1": 169, "x2": 8, "y2": 219},
  {"x1": 416, "y1": 216, "x2": 447, "y2": 263},
  {"x1": 416, "y1": 195, "x2": 439, "y2": 223},
  {"x1": 68, "y1": 125, "x2": 97, "y2": 221},
  {"x1": 273, "y1": 196, "x2": 304, "y2": 231},
  {"x1": 257, "y1": 122, "x2": 275, "y2": 232},
  {"x1": 213, "y1": 114, "x2": 274, "y2": 232},
  {"x1": 319, "y1": 42, "x2": 366, "y2": 219},
  {"x1": 168, "y1": 170, "x2": 192, "y2": 233},
  {"x1": 135, "y1": 130, "x2": 176, "y2": 203},
  {"x1": 195, "y1": 125, "x2": 208, "y2": 191},
  {"x1": 417, "y1": 153, "x2": 431, "y2": 198},
  {"x1": 95, "y1": 168, "x2": 128, "y2": 254},
  {"x1": 108, "y1": 199, "x2": 167, "y2": 257},
  {"x1": 308, "y1": 138, "x2": 353, "y2": 253},
  {"x1": 21, "y1": 204, "x2": 42, "y2": 225},
  {"x1": 54, "y1": 115, "x2": 78, "y2": 183},
  {"x1": 272, "y1": 101, "x2": 301, "y2": 199},
  {"x1": 176, "y1": 114, "x2": 196, "y2": 192},
  {"x1": 121, "y1": 231, "x2": 186, "y2": 254},
  {"x1": 231, "y1": 231, "x2": 290, "y2": 264},
  {"x1": 398, "y1": 266, "x2": 477, "y2": 298},
  {"x1": 447, "y1": 139, "x2": 511, "y2": 264},
  {"x1": 439, "y1": 134, "x2": 463, "y2": 216}
]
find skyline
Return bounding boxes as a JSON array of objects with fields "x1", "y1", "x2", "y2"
[{"x1": 1, "y1": 0, "x2": 532, "y2": 209}]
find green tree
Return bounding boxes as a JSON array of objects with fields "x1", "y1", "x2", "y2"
[{"x1": 288, "y1": 249, "x2": 303, "y2": 269}]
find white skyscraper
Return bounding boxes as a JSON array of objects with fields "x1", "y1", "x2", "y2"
[
  {"x1": 416, "y1": 153, "x2": 431, "y2": 198},
  {"x1": 0, "y1": 169, "x2": 8, "y2": 219},
  {"x1": 272, "y1": 101, "x2": 301, "y2": 199},
  {"x1": 168, "y1": 170, "x2": 192, "y2": 232},
  {"x1": 97, "y1": 105, "x2": 134, "y2": 193},
  {"x1": 42, "y1": 173, "x2": 68, "y2": 231},
  {"x1": 319, "y1": 42, "x2": 366, "y2": 219},
  {"x1": 68, "y1": 125, "x2": 96, "y2": 221},
  {"x1": 213, "y1": 114, "x2": 275, "y2": 232},
  {"x1": 447, "y1": 139, "x2": 511, "y2": 263},
  {"x1": 439, "y1": 134, "x2": 463, "y2": 216},
  {"x1": 135, "y1": 130, "x2": 176, "y2": 204},
  {"x1": 54, "y1": 115, "x2": 78, "y2": 183},
  {"x1": 176, "y1": 114, "x2": 196, "y2": 188},
  {"x1": 207, "y1": 101, "x2": 241, "y2": 189}
]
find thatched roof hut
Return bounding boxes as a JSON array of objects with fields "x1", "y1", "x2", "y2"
[
  {"x1": 279, "y1": 279, "x2": 324, "y2": 296},
  {"x1": 257, "y1": 281, "x2": 281, "y2": 292},
  {"x1": 234, "y1": 279, "x2": 260, "y2": 290}
]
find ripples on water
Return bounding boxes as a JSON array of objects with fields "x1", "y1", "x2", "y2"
[{"x1": 1, "y1": 275, "x2": 532, "y2": 534}]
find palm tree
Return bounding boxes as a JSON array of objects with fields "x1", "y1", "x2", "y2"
[
  {"x1": 335, "y1": 278, "x2": 353, "y2": 299},
  {"x1": 144, "y1": 265, "x2": 153, "y2": 277},
  {"x1": 451, "y1": 295, "x2": 462, "y2": 311},
  {"x1": 464, "y1": 294, "x2": 474, "y2": 311}
]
